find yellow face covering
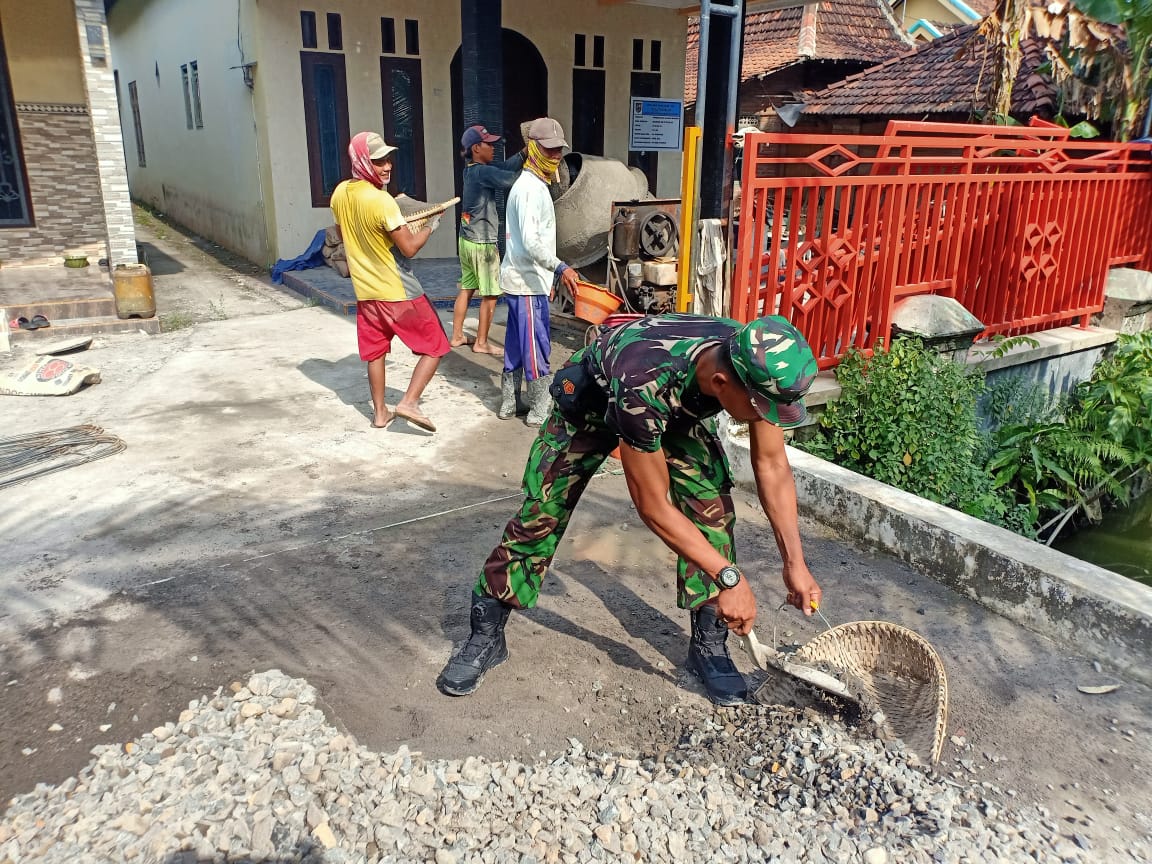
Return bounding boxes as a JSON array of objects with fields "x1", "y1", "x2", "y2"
[{"x1": 526, "y1": 140, "x2": 562, "y2": 183}]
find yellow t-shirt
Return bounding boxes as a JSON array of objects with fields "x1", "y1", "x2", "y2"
[{"x1": 330, "y1": 179, "x2": 417, "y2": 302}]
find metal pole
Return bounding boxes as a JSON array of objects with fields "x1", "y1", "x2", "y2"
[{"x1": 697, "y1": 0, "x2": 743, "y2": 219}]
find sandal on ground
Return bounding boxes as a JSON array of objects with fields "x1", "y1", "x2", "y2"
[
  {"x1": 394, "y1": 405, "x2": 436, "y2": 432},
  {"x1": 29, "y1": 315, "x2": 50, "y2": 329}
]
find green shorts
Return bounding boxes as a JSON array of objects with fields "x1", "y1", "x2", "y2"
[{"x1": 458, "y1": 237, "x2": 502, "y2": 297}]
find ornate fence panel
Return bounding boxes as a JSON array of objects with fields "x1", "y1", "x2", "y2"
[{"x1": 731, "y1": 121, "x2": 1152, "y2": 369}]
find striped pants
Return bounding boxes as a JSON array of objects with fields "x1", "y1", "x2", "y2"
[{"x1": 503, "y1": 294, "x2": 551, "y2": 382}]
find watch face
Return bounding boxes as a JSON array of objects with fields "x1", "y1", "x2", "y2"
[{"x1": 718, "y1": 567, "x2": 741, "y2": 588}]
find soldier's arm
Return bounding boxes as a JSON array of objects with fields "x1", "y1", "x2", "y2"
[
  {"x1": 619, "y1": 446, "x2": 730, "y2": 576},
  {"x1": 618, "y1": 445, "x2": 757, "y2": 633},
  {"x1": 748, "y1": 420, "x2": 821, "y2": 616}
]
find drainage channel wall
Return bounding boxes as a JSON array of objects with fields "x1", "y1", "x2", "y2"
[{"x1": 721, "y1": 421, "x2": 1152, "y2": 686}]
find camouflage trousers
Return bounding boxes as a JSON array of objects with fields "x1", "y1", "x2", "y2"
[{"x1": 475, "y1": 404, "x2": 736, "y2": 610}]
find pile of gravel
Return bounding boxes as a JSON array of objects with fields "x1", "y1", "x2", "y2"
[{"x1": 1, "y1": 670, "x2": 1085, "y2": 863}]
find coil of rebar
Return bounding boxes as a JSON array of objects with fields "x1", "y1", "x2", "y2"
[{"x1": 0, "y1": 425, "x2": 126, "y2": 490}]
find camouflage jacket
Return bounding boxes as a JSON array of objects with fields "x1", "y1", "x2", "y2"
[{"x1": 580, "y1": 314, "x2": 743, "y2": 452}]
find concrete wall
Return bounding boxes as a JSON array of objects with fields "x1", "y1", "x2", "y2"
[
  {"x1": 245, "y1": 0, "x2": 687, "y2": 262},
  {"x1": 0, "y1": 0, "x2": 87, "y2": 104},
  {"x1": 972, "y1": 326, "x2": 1116, "y2": 410},
  {"x1": 1096, "y1": 268, "x2": 1152, "y2": 335},
  {"x1": 720, "y1": 420, "x2": 1152, "y2": 685},
  {"x1": 107, "y1": 0, "x2": 272, "y2": 265}
]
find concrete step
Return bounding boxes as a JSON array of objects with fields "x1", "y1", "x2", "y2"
[
  {"x1": 6, "y1": 295, "x2": 117, "y2": 321},
  {"x1": 8, "y1": 315, "x2": 160, "y2": 342}
]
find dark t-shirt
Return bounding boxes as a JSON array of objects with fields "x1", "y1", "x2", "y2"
[
  {"x1": 459, "y1": 152, "x2": 525, "y2": 244},
  {"x1": 580, "y1": 314, "x2": 743, "y2": 452}
]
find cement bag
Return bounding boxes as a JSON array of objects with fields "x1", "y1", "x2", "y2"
[{"x1": 0, "y1": 356, "x2": 101, "y2": 396}]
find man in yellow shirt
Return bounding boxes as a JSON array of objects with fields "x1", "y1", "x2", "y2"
[{"x1": 331, "y1": 131, "x2": 448, "y2": 432}]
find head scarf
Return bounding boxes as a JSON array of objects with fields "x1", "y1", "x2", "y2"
[
  {"x1": 525, "y1": 139, "x2": 562, "y2": 184},
  {"x1": 348, "y1": 132, "x2": 384, "y2": 188}
]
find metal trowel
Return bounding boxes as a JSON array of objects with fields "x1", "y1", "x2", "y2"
[{"x1": 735, "y1": 627, "x2": 858, "y2": 703}]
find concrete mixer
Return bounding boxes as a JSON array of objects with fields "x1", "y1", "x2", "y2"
[
  {"x1": 551, "y1": 153, "x2": 650, "y2": 268},
  {"x1": 548, "y1": 153, "x2": 683, "y2": 321}
]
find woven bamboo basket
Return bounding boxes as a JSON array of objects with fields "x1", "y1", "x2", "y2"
[
  {"x1": 792, "y1": 620, "x2": 949, "y2": 764},
  {"x1": 394, "y1": 195, "x2": 460, "y2": 230}
]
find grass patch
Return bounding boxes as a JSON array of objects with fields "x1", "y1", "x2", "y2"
[
  {"x1": 207, "y1": 295, "x2": 228, "y2": 321},
  {"x1": 159, "y1": 311, "x2": 196, "y2": 332}
]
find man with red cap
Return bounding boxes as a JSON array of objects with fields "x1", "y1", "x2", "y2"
[
  {"x1": 450, "y1": 124, "x2": 525, "y2": 358},
  {"x1": 331, "y1": 131, "x2": 448, "y2": 432}
]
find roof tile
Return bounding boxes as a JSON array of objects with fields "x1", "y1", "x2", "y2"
[
  {"x1": 686, "y1": 0, "x2": 911, "y2": 103},
  {"x1": 802, "y1": 25, "x2": 1057, "y2": 117}
]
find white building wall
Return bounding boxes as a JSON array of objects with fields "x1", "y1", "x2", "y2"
[
  {"x1": 107, "y1": 0, "x2": 271, "y2": 264},
  {"x1": 252, "y1": 0, "x2": 462, "y2": 262},
  {"x1": 254, "y1": 0, "x2": 686, "y2": 262},
  {"x1": 504, "y1": 0, "x2": 687, "y2": 199}
]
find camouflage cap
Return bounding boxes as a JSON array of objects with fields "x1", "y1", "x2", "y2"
[{"x1": 727, "y1": 316, "x2": 817, "y2": 428}]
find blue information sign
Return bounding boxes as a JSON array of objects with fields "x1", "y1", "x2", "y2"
[{"x1": 629, "y1": 97, "x2": 684, "y2": 152}]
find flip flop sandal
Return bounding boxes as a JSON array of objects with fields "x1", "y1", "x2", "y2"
[
  {"x1": 394, "y1": 406, "x2": 437, "y2": 432},
  {"x1": 371, "y1": 412, "x2": 396, "y2": 430},
  {"x1": 9, "y1": 317, "x2": 33, "y2": 330},
  {"x1": 29, "y1": 315, "x2": 50, "y2": 329}
]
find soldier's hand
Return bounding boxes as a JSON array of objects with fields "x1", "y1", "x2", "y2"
[
  {"x1": 783, "y1": 564, "x2": 821, "y2": 617},
  {"x1": 715, "y1": 580, "x2": 757, "y2": 635}
]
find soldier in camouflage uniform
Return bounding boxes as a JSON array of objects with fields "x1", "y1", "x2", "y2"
[{"x1": 438, "y1": 314, "x2": 823, "y2": 705}]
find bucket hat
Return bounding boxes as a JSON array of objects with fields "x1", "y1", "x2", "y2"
[{"x1": 727, "y1": 316, "x2": 817, "y2": 428}]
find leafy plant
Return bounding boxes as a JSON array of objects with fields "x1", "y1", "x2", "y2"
[
  {"x1": 801, "y1": 338, "x2": 995, "y2": 511},
  {"x1": 980, "y1": 373, "x2": 1057, "y2": 427},
  {"x1": 1069, "y1": 0, "x2": 1152, "y2": 140},
  {"x1": 987, "y1": 418, "x2": 1130, "y2": 525},
  {"x1": 982, "y1": 332, "x2": 1152, "y2": 538},
  {"x1": 1071, "y1": 331, "x2": 1152, "y2": 467}
]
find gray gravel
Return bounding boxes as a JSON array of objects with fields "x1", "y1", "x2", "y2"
[{"x1": 1, "y1": 670, "x2": 1090, "y2": 863}]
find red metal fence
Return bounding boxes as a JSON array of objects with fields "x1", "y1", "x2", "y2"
[{"x1": 731, "y1": 121, "x2": 1152, "y2": 369}]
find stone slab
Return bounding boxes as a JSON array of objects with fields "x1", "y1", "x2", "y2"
[
  {"x1": 1104, "y1": 267, "x2": 1152, "y2": 302},
  {"x1": 965, "y1": 326, "x2": 1116, "y2": 373}
]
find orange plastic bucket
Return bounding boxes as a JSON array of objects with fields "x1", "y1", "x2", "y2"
[{"x1": 572, "y1": 280, "x2": 623, "y2": 325}]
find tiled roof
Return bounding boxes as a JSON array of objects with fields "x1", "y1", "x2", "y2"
[
  {"x1": 802, "y1": 25, "x2": 1057, "y2": 116},
  {"x1": 685, "y1": 0, "x2": 911, "y2": 102},
  {"x1": 913, "y1": 0, "x2": 997, "y2": 20}
]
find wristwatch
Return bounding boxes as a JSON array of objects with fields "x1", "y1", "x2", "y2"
[{"x1": 715, "y1": 566, "x2": 743, "y2": 590}]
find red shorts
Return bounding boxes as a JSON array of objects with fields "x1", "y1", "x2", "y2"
[{"x1": 356, "y1": 296, "x2": 450, "y2": 362}]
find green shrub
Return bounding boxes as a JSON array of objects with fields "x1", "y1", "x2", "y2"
[
  {"x1": 801, "y1": 334, "x2": 1152, "y2": 542},
  {"x1": 800, "y1": 338, "x2": 1023, "y2": 526}
]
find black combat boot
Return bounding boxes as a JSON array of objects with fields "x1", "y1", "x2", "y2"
[
  {"x1": 687, "y1": 604, "x2": 749, "y2": 707},
  {"x1": 437, "y1": 591, "x2": 513, "y2": 696}
]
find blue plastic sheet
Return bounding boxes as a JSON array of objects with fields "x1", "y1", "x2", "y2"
[{"x1": 270, "y1": 228, "x2": 327, "y2": 284}]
